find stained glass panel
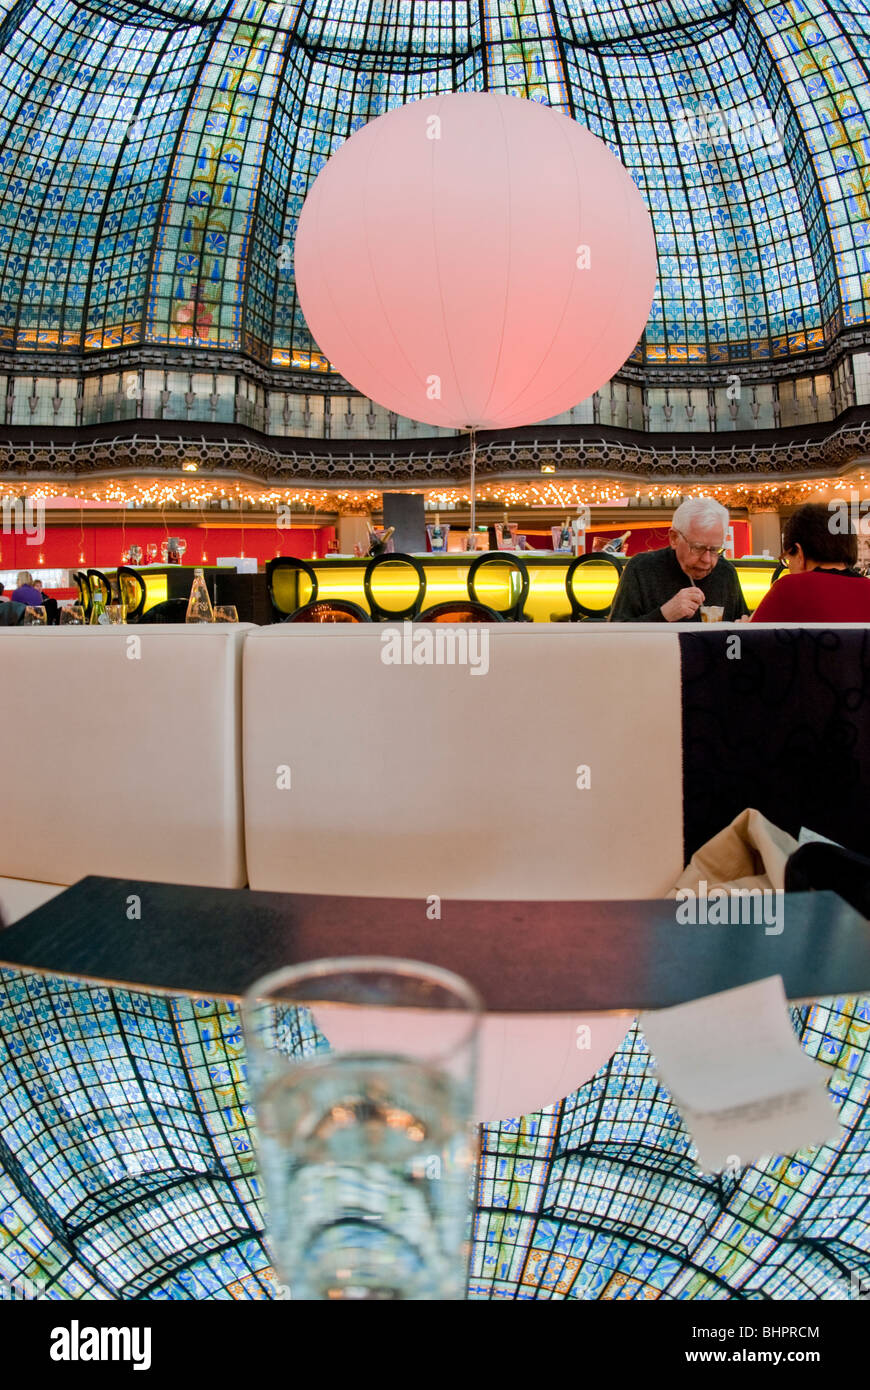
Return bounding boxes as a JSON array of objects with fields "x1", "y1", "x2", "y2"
[{"x1": 0, "y1": 1, "x2": 867, "y2": 371}]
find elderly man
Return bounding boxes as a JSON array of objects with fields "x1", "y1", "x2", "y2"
[{"x1": 609, "y1": 498, "x2": 748, "y2": 623}]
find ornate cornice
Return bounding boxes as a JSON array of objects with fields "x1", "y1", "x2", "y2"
[{"x1": 0, "y1": 410, "x2": 868, "y2": 487}]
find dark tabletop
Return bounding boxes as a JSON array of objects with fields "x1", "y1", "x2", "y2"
[{"x1": 1, "y1": 878, "x2": 868, "y2": 1012}]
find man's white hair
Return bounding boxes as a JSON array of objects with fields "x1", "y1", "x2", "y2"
[{"x1": 671, "y1": 497, "x2": 730, "y2": 537}]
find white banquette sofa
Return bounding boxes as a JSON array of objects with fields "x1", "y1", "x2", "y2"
[
  {"x1": 0, "y1": 624, "x2": 249, "y2": 925},
  {"x1": 1, "y1": 622, "x2": 689, "y2": 921}
]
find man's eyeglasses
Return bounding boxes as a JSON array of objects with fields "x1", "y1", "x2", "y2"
[{"x1": 675, "y1": 531, "x2": 725, "y2": 558}]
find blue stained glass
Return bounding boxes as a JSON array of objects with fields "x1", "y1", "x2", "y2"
[
  {"x1": 1, "y1": 968, "x2": 868, "y2": 1301},
  {"x1": 0, "y1": 1, "x2": 867, "y2": 367}
]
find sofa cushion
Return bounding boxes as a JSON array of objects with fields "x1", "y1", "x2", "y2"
[
  {"x1": 243, "y1": 624, "x2": 685, "y2": 899},
  {"x1": 0, "y1": 625, "x2": 248, "y2": 891}
]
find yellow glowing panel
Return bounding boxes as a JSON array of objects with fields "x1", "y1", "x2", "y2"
[
  {"x1": 421, "y1": 564, "x2": 473, "y2": 604},
  {"x1": 522, "y1": 564, "x2": 571, "y2": 621},
  {"x1": 734, "y1": 562, "x2": 777, "y2": 612},
  {"x1": 142, "y1": 575, "x2": 168, "y2": 612},
  {"x1": 312, "y1": 564, "x2": 368, "y2": 610},
  {"x1": 272, "y1": 567, "x2": 315, "y2": 615}
]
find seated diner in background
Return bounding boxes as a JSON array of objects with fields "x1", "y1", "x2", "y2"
[
  {"x1": 751, "y1": 503, "x2": 870, "y2": 623},
  {"x1": 10, "y1": 571, "x2": 44, "y2": 607},
  {"x1": 608, "y1": 498, "x2": 749, "y2": 623}
]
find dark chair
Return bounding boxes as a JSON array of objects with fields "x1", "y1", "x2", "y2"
[
  {"x1": 417, "y1": 601, "x2": 504, "y2": 623},
  {"x1": 564, "y1": 553, "x2": 625, "y2": 621},
  {"x1": 86, "y1": 568, "x2": 116, "y2": 610},
  {"x1": 136, "y1": 599, "x2": 189, "y2": 624},
  {"x1": 282, "y1": 600, "x2": 370, "y2": 623},
  {"x1": 363, "y1": 553, "x2": 427, "y2": 621},
  {"x1": 467, "y1": 552, "x2": 529, "y2": 621},
  {"x1": 0, "y1": 600, "x2": 26, "y2": 626},
  {"x1": 73, "y1": 571, "x2": 92, "y2": 622},
  {"x1": 40, "y1": 593, "x2": 60, "y2": 625},
  {"x1": 266, "y1": 557, "x2": 319, "y2": 621},
  {"x1": 117, "y1": 566, "x2": 148, "y2": 622}
]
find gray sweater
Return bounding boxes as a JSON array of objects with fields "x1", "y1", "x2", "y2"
[{"x1": 609, "y1": 546, "x2": 749, "y2": 622}]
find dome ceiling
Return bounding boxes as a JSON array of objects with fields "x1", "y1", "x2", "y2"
[{"x1": 0, "y1": 0, "x2": 867, "y2": 384}]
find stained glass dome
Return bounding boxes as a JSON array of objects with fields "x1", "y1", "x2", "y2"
[
  {"x1": 0, "y1": 972, "x2": 867, "y2": 1300},
  {"x1": 0, "y1": 0, "x2": 868, "y2": 378}
]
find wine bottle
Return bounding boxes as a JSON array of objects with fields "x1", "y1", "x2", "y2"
[
  {"x1": 186, "y1": 567, "x2": 214, "y2": 623},
  {"x1": 89, "y1": 586, "x2": 109, "y2": 624},
  {"x1": 368, "y1": 525, "x2": 395, "y2": 557}
]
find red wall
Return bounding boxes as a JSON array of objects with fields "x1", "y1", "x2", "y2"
[
  {"x1": 494, "y1": 522, "x2": 754, "y2": 557},
  {"x1": 585, "y1": 522, "x2": 753, "y2": 558},
  {"x1": 0, "y1": 524, "x2": 336, "y2": 570}
]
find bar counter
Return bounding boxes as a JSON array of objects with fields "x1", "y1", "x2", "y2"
[
  {"x1": 113, "y1": 553, "x2": 779, "y2": 622},
  {"x1": 279, "y1": 552, "x2": 779, "y2": 621}
]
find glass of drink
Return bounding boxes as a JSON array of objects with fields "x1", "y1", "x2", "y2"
[
  {"x1": 22, "y1": 606, "x2": 46, "y2": 625},
  {"x1": 60, "y1": 604, "x2": 86, "y2": 625},
  {"x1": 213, "y1": 605, "x2": 239, "y2": 623},
  {"x1": 105, "y1": 604, "x2": 125, "y2": 624},
  {"x1": 243, "y1": 957, "x2": 481, "y2": 1301},
  {"x1": 700, "y1": 605, "x2": 725, "y2": 623}
]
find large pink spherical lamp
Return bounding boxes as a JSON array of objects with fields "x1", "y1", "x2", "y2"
[{"x1": 294, "y1": 92, "x2": 657, "y2": 431}]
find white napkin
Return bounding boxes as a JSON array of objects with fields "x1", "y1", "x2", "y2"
[{"x1": 642, "y1": 976, "x2": 840, "y2": 1173}]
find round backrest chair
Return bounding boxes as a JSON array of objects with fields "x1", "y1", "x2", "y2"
[{"x1": 467, "y1": 553, "x2": 529, "y2": 621}]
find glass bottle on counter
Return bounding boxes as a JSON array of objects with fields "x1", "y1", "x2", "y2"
[
  {"x1": 89, "y1": 584, "x2": 109, "y2": 624},
  {"x1": 186, "y1": 568, "x2": 214, "y2": 623}
]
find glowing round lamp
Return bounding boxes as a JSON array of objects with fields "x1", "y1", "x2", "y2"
[{"x1": 295, "y1": 92, "x2": 657, "y2": 430}]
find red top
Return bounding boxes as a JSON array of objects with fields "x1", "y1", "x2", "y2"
[{"x1": 752, "y1": 570, "x2": 870, "y2": 623}]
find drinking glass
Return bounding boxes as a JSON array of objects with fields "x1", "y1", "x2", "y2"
[
  {"x1": 700, "y1": 605, "x2": 725, "y2": 623},
  {"x1": 105, "y1": 604, "x2": 125, "y2": 624},
  {"x1": 22, "y1": 606, "x2": 46, "y2": 625},
  {"x1": 213, "y1": 605, "x2": 238, "y2": 623},
  {"x1": 243, "y1": 958, "x2": 481, "y2": 1301},
  {"x1": 60, "y1": 604, "x2": 85, "y2": 625},
  {"x1": 177, "y1": 538, "x2": 187, "y2": 562},
  {"x1": 146, "y1": 543, "x2": 158, "y2": 564}
]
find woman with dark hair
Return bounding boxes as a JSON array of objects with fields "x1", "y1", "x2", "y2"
[{"x1": 752, "y1": 503, "x2": 870, "y2": 622}]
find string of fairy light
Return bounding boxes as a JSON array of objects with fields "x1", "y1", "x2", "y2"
[{"x1": 0, "y1": 473, "x2": 866, "y2": 513}]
